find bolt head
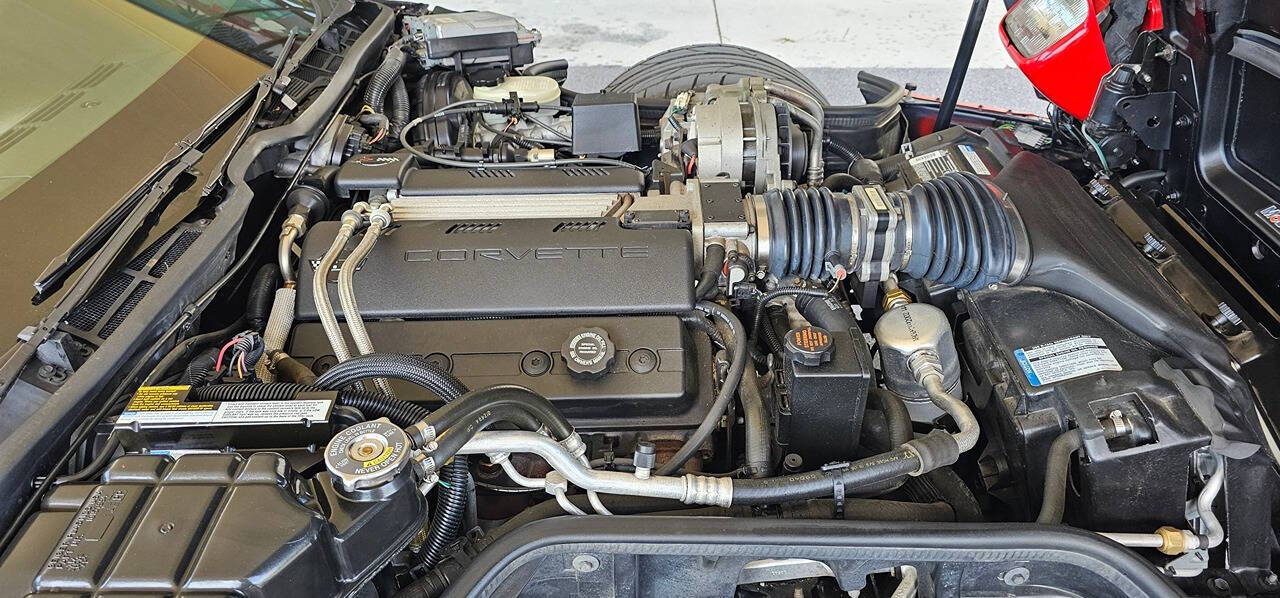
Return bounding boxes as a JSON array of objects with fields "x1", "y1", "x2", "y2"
[{"x1": 572, "y1": 554, "x2": 600, "y2": 573}]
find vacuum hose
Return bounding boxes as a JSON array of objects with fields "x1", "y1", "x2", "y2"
[{"x1": 749, "y1": 171, "x2": 1029, "y2": 289}]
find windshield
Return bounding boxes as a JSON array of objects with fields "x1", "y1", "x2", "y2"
[{"x1": 0, "y1": 0, "x2": 311, "y2": 341}]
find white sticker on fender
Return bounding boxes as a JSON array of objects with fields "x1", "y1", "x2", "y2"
[{"x1": 1013, "y1": 336, "x2": 1120, "y2": 386}]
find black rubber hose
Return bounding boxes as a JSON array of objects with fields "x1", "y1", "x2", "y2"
[
  {"x1": 388, "y1": 77, "x2": 410, "y2": 139},
  {"x1": 822, "y1": 172, "x2": 858, "y2": 191},
  {"x1": 422, "y1": 385, "x2": 573, "y2": 441},
  {"x1": 427, "y1": 404, "x2": 552, "y2": 467},
  {"x1": 750, "y1": 286, "x2": 828, "y2": 341},
  {"x1": 1037, "y1": 428, "x2": 1083, "y2": 524},
  {"x1": 522, "y1": 58, "x2": 568, "y2": 77},
  {"x1": 363, "y1": 43, "x2": 407, "y2": 113},
  {"x1": 867, "y1": 388, "x2": 912, "y2": 449},
  {"x1": 730, "y1": 447, "x2": 921, "y2": 505},
  {"x1": 425, "y1": 459, "x2": 469, "y2": 569},
  {"x1": 246, "y1": 263, "x2": 279, "y2": 332},
  {"x1": 758, "y1": 305, "x2": 788, "y2": 357},
  {"x1": 897, "y1": 171, "x2": 1016, "y2": 290},
  {"x1": 184, "y1": 346, "x2": 220, "y2": 386},
  {"x1": 793, "y1": 293, "x2": 855, "y2": 334},
  {"x1": 53, "y1": 432, "x2": 120, "y2": 485},
  {"x1": 694, "y1": 244, "x2": 726, "y2": 300},
  {"x1": 739, "y1": 366, "x2": 772, "y2": 477},
  {"x1": 903, "y1": 468, "x2": 985, "y2": 522},
  {"x1": 1118, "y1": 169, "x2": 1165, "y2": 189},
  {"x1": 314, "y1": 353, "x2": 467, "y2": 400},
  {"x1": 822, "y1": 137, "x2": 862, "y2": 162},
  {"x1": 848, "y1": 158, "x2": 884, "y2": 185},
  {"x1": 646, "y1": 500, "x2": 955, "y2": 521},
  {"x1": 656, "y1": 301, "x2": 748, "y2": 475},
  {"x1": 679, "y1": 311, "x2": 726, "y2": 350}
]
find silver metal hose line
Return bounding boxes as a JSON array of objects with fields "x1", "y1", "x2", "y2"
[
  {"x1": 313, "y1": 209, "x2": 361, "y2": 362},
  {"x1": 337, "y1": 205, "x2": 393, "y2": 395}
]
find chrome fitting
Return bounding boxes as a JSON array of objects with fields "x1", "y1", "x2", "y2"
[{"x1": 682, "y1": 474, "x2": 733, "y2": 507}]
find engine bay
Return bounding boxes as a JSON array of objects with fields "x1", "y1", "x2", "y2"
[{"x1": 1, "y1": 3, "x2": 1277, "y2": 597}]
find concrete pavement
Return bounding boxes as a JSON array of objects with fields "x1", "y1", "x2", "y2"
[{"x1": 441, "y1": 0, "x2": 1047, "y2": 113}]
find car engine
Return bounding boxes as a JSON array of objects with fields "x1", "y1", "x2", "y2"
[{"x1": 1, "y1": 4, "x2": 1274, "y2": 598}]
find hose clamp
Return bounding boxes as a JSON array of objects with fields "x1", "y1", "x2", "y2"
[
  {"x1": 997, "y1": 191, "x2": 1032, "y2": 285},
  {"x1": 560, "y1": 432, "x2": 587, "y2": 461},
  {"x1": 412, "y1": 452, "x2": 437, "y2": 477},
  {"x1": 405, "y1": 421, "x2": 436, "y2": 446}
]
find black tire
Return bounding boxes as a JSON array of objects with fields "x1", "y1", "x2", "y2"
[{"x1": 605, "y1": 43, "x2": 829, "y2": 105}]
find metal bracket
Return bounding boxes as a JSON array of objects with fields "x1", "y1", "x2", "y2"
[{"x1": 1116, "y1": 92, "x2": 1176, "y2": 151}]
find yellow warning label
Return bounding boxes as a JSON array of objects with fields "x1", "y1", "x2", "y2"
[
  {"x1": 362, "y1": 445, "x2": 394, "y2": 469},
  {"x1": 125, "y1": 386, "x2": 215, "y2": 412}
]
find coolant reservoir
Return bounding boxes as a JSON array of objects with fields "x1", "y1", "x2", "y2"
[
  {"x1": 472, "y1": 75, "x2": 561, "y2": 105},
  {"x1": 474, "y1": 76, "x2": 560, "y2": 123}
]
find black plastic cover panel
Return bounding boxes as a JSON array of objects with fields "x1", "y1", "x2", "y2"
[
  {"x1": 295, "y1": 218, "x2": 694, "y2": 320},
  {"x1": 289, "y1": 315, "x2": 711, "y2": 432},
  {"x1": 0, "y1": 453, "x2": 423, "y2": 597}
]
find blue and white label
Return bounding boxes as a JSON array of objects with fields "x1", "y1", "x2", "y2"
[
  {"x1": 1013, "y1": 336, "x2": 1120, "y2": 386},
  {"x1": 958, "y1": 144, "x2": 991, "y2": 175}
]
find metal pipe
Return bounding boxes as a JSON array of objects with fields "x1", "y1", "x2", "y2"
[
  {"x1": 457, "y1": 431, "x2": 733, "y2": 507},
  {"x1": 890, "y1": 565, "x2": 918, "y2": 598},
  {"x1": 764, "y1": 81, "x2": 825, "y2": 185},
  {"x1": 278, "y1": 219, "x2": 302, "y2": 287},
  {"x1": 921, "y1": 373, "x2": 979, "y2": 452},
  {"x1": 934, "y1": 0, "x2": 989, "y2": 131},
  {"x1": 1196, "y1": 452, "x2": 1226, "y2": 548}
]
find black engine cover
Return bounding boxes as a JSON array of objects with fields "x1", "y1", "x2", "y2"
[
  {"x1": 295, "y1": 218, "x2": 694, "y2": 321},
  {"x1": 288, "y1": 315, "x2": 712, "y2": 433}
]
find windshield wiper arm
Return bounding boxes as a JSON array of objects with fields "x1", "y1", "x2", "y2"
[{"x1": 31, "y1": 31, "x2": 300, "y2": 305}]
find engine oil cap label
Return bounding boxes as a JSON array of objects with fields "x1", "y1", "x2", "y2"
[{"x1": 1013, "y1": 336, "x2": 1121, "y2": 386}]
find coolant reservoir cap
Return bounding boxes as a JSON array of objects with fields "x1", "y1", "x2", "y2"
[
  {"x1": 784, "y1": 325, "x2": 834, "y2": 367},
  {"x1": 561, "y1": 327, "x2": 615, "y2": 379},
  {"x1": 325, "y1": 417, "x2": 410, "y2": 493}
]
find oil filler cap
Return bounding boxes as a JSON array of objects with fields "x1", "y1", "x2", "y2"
[
  {"x1": 784, "y1": 325, "x2": 834, "y2": 367},
  {"x1": 561, "y1": 327, "x2": 615, "y2": 379},
  {"x1": 325, "y1": 417, "x2": 410, "y2": 494}
]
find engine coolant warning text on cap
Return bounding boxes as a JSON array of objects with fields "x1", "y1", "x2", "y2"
[{"x1": 1013, "y1": 335, "x2": 1121, "y2": 386}]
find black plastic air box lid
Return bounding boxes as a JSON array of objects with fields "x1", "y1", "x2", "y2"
[{"x1": 572, "y1": 92, "x2": 641, "y2": 156}]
